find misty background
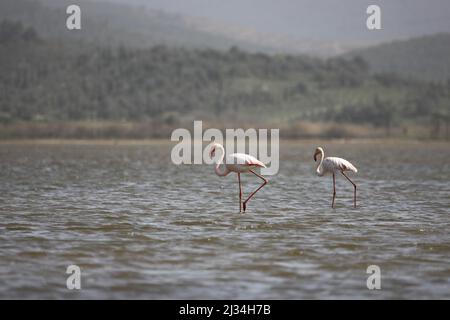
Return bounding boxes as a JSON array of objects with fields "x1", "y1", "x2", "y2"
[
  {"x1": 105, "y1": 0, "x2": 450, "y2": 47},
  {"x1": 0, "y1": 0, "x2": 449, "y2": 139}
]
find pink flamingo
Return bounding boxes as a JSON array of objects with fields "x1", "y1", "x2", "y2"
[
  {"x1": 210, "y1": 143, "x2": 268, "y2": 212},
  {"x1": 313, "y1": 146, "x2": 358, "y2": 208}
]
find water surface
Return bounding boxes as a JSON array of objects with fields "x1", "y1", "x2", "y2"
[{"x1": 0, "y1": 141, "x2": 449, "y2": 299}]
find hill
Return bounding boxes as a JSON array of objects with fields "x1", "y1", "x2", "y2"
[
  {"x1": 0, "y1": 0, "x2": 345, "y2": 56},
  {"x1": 346, "y1": 33, "x2": 450, "y2": 82},
  {"x1": 0, "y1": 0, "x2": 276, "y2": 53},
  {"x1": 1, "y1": 20, "x2": 449, "y2": 139},
  {"x1": 109, "y1": 0, "x2": 450, "y2": 51}
]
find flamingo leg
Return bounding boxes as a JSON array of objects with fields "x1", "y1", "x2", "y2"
[
  {"x1": 237, "y1": 173, "x2": 242, "y2": 213},
  {"x1": 332, "y1": 173, "x2": 336, "y2": 208},
  {"x1": 341, "y1": 171, "x2": 357, "y2": 208},
  {"x1": 242, "y1": 170, "x2": 267, "y2": 212}
]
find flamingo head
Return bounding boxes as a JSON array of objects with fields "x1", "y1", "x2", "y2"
[
  {"x1": 209, "y1": 143, "x2": 220, "y2": 159},
  {"x1": 313, "y1": 147, "x2": 323, "y2": 162},
  {"x1": 210, "y1": 146, "x2": 216, "y2": 158}
]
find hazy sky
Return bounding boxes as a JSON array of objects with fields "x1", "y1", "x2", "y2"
[{"x1": 102, "y1": 0, "x2": 450, "y2": 45}]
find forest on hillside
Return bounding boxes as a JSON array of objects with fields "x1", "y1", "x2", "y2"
[
  {"x1": 1, "y1": 20, "x2": 450, "y2": 139},
  {"x1": 347, "y1": 33, "x2": 450, "y2": 83}
]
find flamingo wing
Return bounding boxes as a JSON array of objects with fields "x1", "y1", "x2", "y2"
[
  {"x1": 228, "y1": 153, "x2": 267, "y2": 168},
  {"x1": 325, "y1": 157, "x2": 357, "y2": 173}
]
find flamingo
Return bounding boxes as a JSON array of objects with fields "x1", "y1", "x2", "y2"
[
  {"x1": 313, "y1": 146, "x2": 358, "y2": 208},
  {"x1": 209, "y1": 143, "x2": 268, "y2": 212}
]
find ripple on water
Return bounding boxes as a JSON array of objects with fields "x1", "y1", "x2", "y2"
[{"x1": 0, "y1": 142, "x2": 449, "y2": 299}]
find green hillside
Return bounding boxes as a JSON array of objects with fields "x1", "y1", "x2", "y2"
[
  {"x1": 347, "y1": 33, "x2": 450, "y2": 83},
  {"x1": 1, "y1": 20, "x2": 449, "y2": 139}
]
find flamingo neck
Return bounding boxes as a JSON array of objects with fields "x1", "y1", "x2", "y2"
[
  {"x1": 214, "y1": 144, "x2": 229, "y2": 177},
  {"x1": 316, "y1": 150, "x2": 325, "y2": 176}
]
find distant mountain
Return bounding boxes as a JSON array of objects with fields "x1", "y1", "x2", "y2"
[
  {"x1": 346, "y1": 33, "x2": 450, "y2": 82},
  {"x1": 106, "y1": 0, "x2": 450, "y2": 49},
  {"x1": 180, "y1": 15, "x2": 352, "y2": 57},
  {"x1": 0, "y1": 0, "x2": 264, "y2": 52},
  {"x1": 0, "y1": 0, "x2": 350, "y2": 56}
]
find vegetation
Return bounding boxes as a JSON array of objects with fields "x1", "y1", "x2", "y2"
[
  {"x1": 0, "y1": 19, "x2": 449, "y2": 139},
  {"x1": 346, "y1": 33, "x2": 450, "y2": 83}
]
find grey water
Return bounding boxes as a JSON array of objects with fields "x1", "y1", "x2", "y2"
[{"x1": 0, "y1": 141, "x2": 449, "y2": 299}]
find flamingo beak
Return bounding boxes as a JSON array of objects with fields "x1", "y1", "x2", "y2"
[{"x1": 210, "y1": 147, "x2": 215, "y2": 158}]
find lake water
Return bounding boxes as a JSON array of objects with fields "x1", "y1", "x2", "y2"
[{"x1": 0, "y1": 141, "x2": 449, "y2": 299}]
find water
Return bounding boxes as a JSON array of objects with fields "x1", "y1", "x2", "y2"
[{"x1": 0, "y1": 141, "x2": 449, "y2": 299}]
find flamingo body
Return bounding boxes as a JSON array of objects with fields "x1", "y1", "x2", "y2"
[
  {"x1": 320, "y1": 157, "x2": 357, "y2": 176},
  {"x1": 210, "y1": 143, "x2": 268, "y2": 212},
  {"x1": 225, "y1": 153, "x2": 266, "y2": 173}
]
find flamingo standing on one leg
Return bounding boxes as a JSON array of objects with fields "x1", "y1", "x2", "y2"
[
  {"x1": 313, "y1": 147, "x2": 358, "y2": 208},
  {"x1": 209, "y1": 143, "x2": 268, "y2": 212}
]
